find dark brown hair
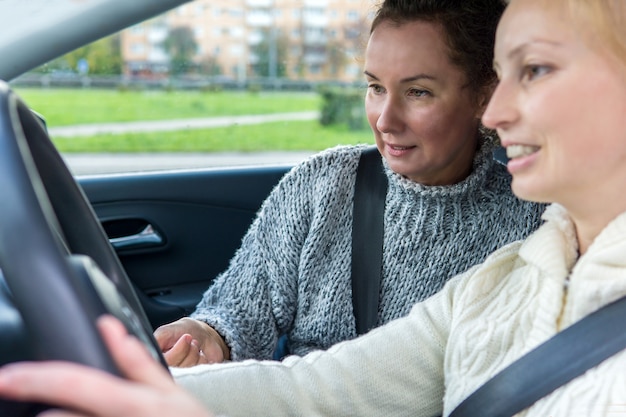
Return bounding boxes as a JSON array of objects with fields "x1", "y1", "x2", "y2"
[{"x1": 371, "y1": 0, "x2": 506, "y2": 94}]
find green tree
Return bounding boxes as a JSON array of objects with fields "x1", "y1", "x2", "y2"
[
  {"x1": 39, "y1": 35, "x2": 122, "y2": 75},
  {"x1": 199, "y1": 55, "x2": 222, "y2": 76},
  {"x1": 325, "y1": 40, "x2": 347, "y2": 78},
  {"x1": 161, "y1": 26, "x2": 198, "y2": 75},
  {"x1": 250, "y1": 29, "x2": 287, "y2": 78}
]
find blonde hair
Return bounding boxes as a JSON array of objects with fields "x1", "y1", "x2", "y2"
[
  {"x1": 572, "y1": 0, "x2": 626, "y2": 66},
  {"x1": 511, "y1": 0, "x2": 626, "y2": 67}
]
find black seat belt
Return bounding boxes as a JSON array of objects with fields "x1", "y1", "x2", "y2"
[
  {"x1": 351, "y1": 146, "x2": 388, "y2": 335},
  {"x1": 450, "y1": 294, "x2": 626, "y2": 417}
]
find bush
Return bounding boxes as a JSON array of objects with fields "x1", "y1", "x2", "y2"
[
  {"x1": 318, "y1": 86, "x2": 367, "y2": 131},
  {"x1": 246, "y1": 83, "x2": 262, "y2": 94}
]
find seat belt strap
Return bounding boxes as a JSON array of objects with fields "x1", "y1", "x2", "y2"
[
  {"x1": 351, "y1": 146, "x2": 388, "y2": 335},
  {"x1": 450, "y1": 294, "x2": 626, "y2": 417}
]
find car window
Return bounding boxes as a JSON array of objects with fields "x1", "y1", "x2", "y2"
[{"x1": 10, "y1": 0, "x2": 377, "y2": 175}]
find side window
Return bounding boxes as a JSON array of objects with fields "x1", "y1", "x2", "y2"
[{"x1": 11, "y1": 0, "x2": 375, "y2": 175}]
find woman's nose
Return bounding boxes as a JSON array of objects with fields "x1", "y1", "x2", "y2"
[
  {"x1": 482, "y1": 80, "x2": 517, "y2": 130},
  {"x1": 376, "y1": 97, "x2": 404, "y2": 133}
]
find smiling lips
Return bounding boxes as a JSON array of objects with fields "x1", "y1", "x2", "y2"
[
  {"x1": 386, "y1": 144, "x2": 416, "y2": 157},
  {"x1": 506, "y1": 144, "x2": 539, "y2": 159}
]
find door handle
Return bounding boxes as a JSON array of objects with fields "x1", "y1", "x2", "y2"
[{"x1": 109, "y1": 224, "x2": 163, "y2": 250}]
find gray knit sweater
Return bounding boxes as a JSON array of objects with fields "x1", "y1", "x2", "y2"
[{"x1": 191, "y1": 138, "x2": 546, "y2": 360}]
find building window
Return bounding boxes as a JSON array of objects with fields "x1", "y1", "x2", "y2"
[
  {"x1": 230, "y1": 8, "x2": 244, "y2": 18},
  {"x1": 347, "y1": 10, "x2": 359, "y2": 21},
  {"x1": 230, "y1": 44, "x2": 244, "y2": 56},
  {"x1": 230, "y1": 27, "x2": 244, "y2": 38},
  {"x1": 131, "y1": 25, "x2": 144, "y2": 35},
  {"x1": 131, "y1": 43, "x2": 145, "y2": 54},
  {"x1": 308, "y1": 64, "x2": 321, "y2": 74}
]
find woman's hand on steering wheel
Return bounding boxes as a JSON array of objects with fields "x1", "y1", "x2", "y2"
[{"x1": 0, "y1": 316, "x2": 214, "y2": 417}]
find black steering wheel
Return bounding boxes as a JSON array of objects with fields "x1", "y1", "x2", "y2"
[{"x1": 0, "y1": 81, "x2": 168, "y2": 415}]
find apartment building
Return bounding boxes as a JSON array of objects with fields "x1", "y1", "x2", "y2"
[{"x1": 121, "y1": 0, "x2": 376, "y2": 82}]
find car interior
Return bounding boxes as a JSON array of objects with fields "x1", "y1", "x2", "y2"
[
  {"x1": 0, "y1": 0, "x2": 624, "y2": 417},
  {"x1": 0, "y1": 0, "x2": 308, "y2": 414},
  {"x1": 0, "y1": 0, "x2": 540, "y2": 416}
]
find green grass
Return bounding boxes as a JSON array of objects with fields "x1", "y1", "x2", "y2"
[
  {"x1": 13, "y1": 88, "x2": 322, "y2": 126},
  {"x1": 11, "y1": 88, "x2": 373, "y2": 153},
  {"x1": 53, "y1": 120, "x2": 374, "y2": 153}
]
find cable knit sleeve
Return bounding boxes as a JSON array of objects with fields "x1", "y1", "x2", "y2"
[
  {"x1": 174, "y1": 273, "x2": 461, "y2": 417},
  {"x1": 191, "y1": 146, "x2": 365, "y2": 360}
]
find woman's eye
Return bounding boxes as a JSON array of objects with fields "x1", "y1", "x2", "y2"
[
  {"x1": 408, "y1": 88, "x2": 430, "y2": 98},
  {"x1": 368, "y1": 84, "x2": 385, "y2": 94},
  {"x1": 522, "y1": 64, "x2": 551, "y2": 81}
]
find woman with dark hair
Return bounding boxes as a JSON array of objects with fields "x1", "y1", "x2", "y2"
[{"x1": 155, "y1": 0, "x2": 544, "y2": 366}]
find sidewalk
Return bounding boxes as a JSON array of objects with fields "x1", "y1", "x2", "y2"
[
  {"x1": 53, "y1": 111, "x2": 320, "y2": 175},
  {"x1": 49, "y1": 111, "x2": 319, "y2": 137}
]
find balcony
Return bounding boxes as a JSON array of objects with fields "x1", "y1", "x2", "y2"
[
  {"x1": 148, "y1": 48, "x2": 169, "y2": 63},
  {"x1": 148, "y1": 27, "x2": 168, "y2": 43},
  {"x1": 303, "y1": 0, "x2": 328, "y2": 6},
  {"x1": 246, "y1": 13, "x2": 272, "y2": 27},
  {"x1": 247, "y1": 32, "x2": 263, "y2": 44},
  {"x1": 303, "y1": 53, "x2": 326, "y2": 65},
  {"x1": 302, "y1": 14, "x2": 328, "y2": 27},
  {"x1": 303, "y1": 33, "x2": 327, "y2": 45},
  {"x1": 246, "y1": 0, "x2": 273, "y2": 6}
]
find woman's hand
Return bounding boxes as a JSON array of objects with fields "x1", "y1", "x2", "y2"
[
  {"x1": 0, "y1": 315, "x2": 214, "y2": 417},
  {"x1": 154, "y1": 317, "x2": 230, "y2": 367}
]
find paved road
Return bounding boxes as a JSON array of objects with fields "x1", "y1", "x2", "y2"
[
  {"x1": 53, "y1": 112, "x2": 319, "y2": 175},
  {"x1": 63, "y1": 151, "x2": 316, "y2": 176}
]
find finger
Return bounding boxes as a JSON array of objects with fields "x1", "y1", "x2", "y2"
[
  {"x1": 0, "y1": 361, "x2": 138, "y2": 417},
  {"x1": 197, "y1": 348, "x2": 209, "y2": 365},
  {"x1": 170, "y1": 338, "x2": 206, "y2": 368},
  {"x1": 186, "y1": 339, "x2": 210, "y2": 366},
  {"x1": 97, "y1": 316, "x2": 174, "y2": 388},
  {"x1": 162, "y1": 333, "x2": 195, "y2": 367},
  {"x1": 200, "y1": 341, "x2": 226, "y2": 364}
]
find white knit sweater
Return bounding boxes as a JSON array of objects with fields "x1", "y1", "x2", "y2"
[
  {"x1": 173, "y1": 204, "x2": 626, "y2": 417},
  {"x1": 191, "y1": 139, "x2": 545, "y2": 360}
]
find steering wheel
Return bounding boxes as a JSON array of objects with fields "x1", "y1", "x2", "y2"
[{"x1": 0, "y1": 81, "x2": 168, "y2": 414}]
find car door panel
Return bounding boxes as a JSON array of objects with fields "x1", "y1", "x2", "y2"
[{"x1": 78, "y1": 165, "x2": 290, "y2": 328}]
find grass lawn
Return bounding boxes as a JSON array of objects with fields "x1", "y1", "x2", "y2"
[
  {"x1": 12, "y1": 88, "x2": 373, "y2": 152},
  {"x1": 14, "y1": 88, "x2": 322, "y2": 126},
  {"x1": 53, "y1": 120, "x2": 374, "y2": 153}
]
